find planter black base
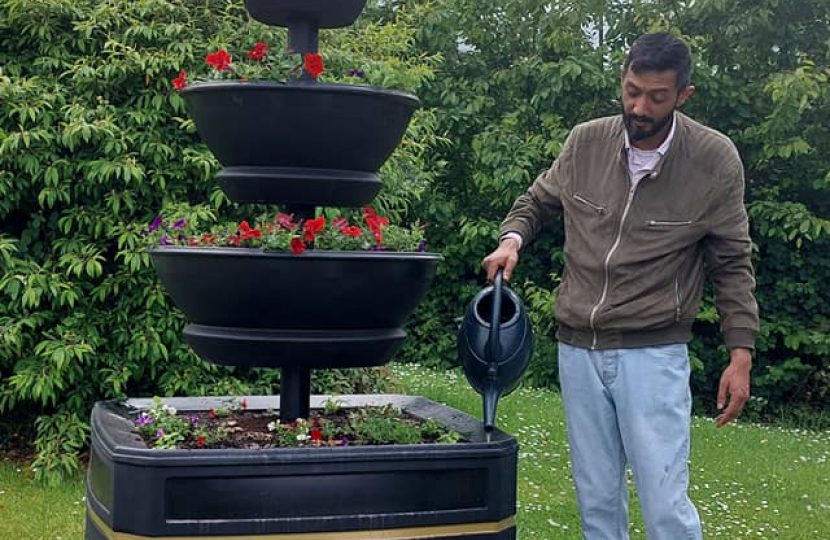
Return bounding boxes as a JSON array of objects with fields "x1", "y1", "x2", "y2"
[{"x1": 86, "y1": 394, "x2": 517, "y2": 539}]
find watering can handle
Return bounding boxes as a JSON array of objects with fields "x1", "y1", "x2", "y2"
[{"x1": 487, "y1": 268, "x2": 504, "y2": 370}]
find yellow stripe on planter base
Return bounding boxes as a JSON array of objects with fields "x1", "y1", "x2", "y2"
[{"x1": 89, "y1": 511, "x2": 516, "y2": 540}]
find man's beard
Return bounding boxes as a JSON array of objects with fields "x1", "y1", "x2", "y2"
[{"x1": 622, "y1": 105, "x2": 674, "y2": 142}]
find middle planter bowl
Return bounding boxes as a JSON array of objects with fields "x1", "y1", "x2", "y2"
[
  {"x1": 150, "y1": 247, "x2": 442, "y2": 369},
  {"x1": 180, "y1": 81, "x2": 421, "y2": 206}
]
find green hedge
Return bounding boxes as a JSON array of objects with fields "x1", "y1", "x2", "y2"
[{"x1": 0, "y1": 0, "x2": 444, "y2": 482}]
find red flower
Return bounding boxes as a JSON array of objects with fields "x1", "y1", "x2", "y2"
[
  {"x1": 241, "y1": 228, "x2": 262, "y2": 240},
  {"x1": 304, "y1": 53, "x2": 325, "y2": 77},
  {"x1": 209, "y1": 408, "x2": 217, "y2": 419},
  {"x1": 331, "y1": 217, "x2": 349, "y2": 230},
  {"x1": 227, "y1": 235, "x2": 241, "y2": 247},
  {"x1": 206, "y1": 50, "x2": 232, "y2": 71},
  {"x1": 241, "y1": 398, "x2": 248, "y2": 409},
  {"x1": 238, "y1": 221, "x2": 262, "y2": 240},
  {"x1": 196, "y1": 436, "x2": 206, "y2": 447},
  {"x1": 171, "y1": 70, "x2": 187, "y2": 91},
  {"x1": 290, "y1": 237, "x2": 306, "y2": 255},
  {"x1": 303, "y1": 216, "x2": 326, "y2": 242},
  {"x1": 247, "y1": 42, "x2": 268, "y2": 61},
  {"x1": 342, "y1": 225, "x2": 362, "y2": 238},
  {"x1": 310, "y1": 428, "x2": 322, "y2": 442},
  {"x1": 276, "y1": 213, "x2": 297, "y2": 230},
  {"x1": 188, "y1": 236, "x2": 198, "y2": 245}
]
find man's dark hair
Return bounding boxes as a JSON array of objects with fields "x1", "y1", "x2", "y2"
[{"x1": 623, "y1": 32, "x2": 692, "y2": 89}]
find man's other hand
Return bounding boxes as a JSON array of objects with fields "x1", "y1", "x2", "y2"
[{"x1": 715, "y1": 347, "x2": 753, "y2": 427}]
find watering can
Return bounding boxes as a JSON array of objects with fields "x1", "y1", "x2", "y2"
[{"x1": 457, "y1": 268, "x2": 533, "y2": 431}]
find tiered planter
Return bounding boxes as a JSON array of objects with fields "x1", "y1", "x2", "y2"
[{"x1": 86, "y1": 0, "x2": 519, "y2": 538}]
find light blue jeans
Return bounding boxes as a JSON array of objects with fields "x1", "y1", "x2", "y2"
[{"x1": 558, "y1": 342, "x2": 702, "y2": 540}]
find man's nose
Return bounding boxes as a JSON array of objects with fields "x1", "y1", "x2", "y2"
[{"x1": 631, "y1": 96, "x2": 649, "y2": 117}]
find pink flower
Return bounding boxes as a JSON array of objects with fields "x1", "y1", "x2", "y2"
[{"x1": 276, "y1": 213, "x2": 297, "y2": 230}]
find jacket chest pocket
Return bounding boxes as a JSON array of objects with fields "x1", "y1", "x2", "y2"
[
  {"x1": 645, "y1": 220, "x2": 694, "y2": 227},
  {"x1": 638, "y1": 218, "x2": 702, "y2": 249},
  {"x1": 572, "y1": 193, "x2": 607, "y2": 215}
]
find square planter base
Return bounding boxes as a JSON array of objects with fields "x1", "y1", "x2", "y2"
[{"x1": 85, "y1": 394, "x2": 518, "y2": 539}]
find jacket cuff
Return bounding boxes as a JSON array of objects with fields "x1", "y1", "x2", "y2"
[
  {"x1": 724, "y1": 328, "x2": 757, "y2": 351},
  {"x1": 499, "y1": 232, "x2": 524, "y2": 250}
]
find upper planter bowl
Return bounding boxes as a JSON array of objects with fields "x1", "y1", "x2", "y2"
[
  {"x1": 150, "y1": 247, "x2": 442, "y2": 368},
  {"x1": 180, "y1": 81, "x2": 421, "y2": 206},
  {"x1": 245, "y1": 0, "x2": 369, "y2": 28}
]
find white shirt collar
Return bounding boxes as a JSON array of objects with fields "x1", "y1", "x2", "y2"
[{"x1": 624, "y1": 111, "x2": 677, "y2": 155}]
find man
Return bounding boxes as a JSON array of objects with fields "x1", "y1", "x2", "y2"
[{"x1": 482, "y1": 32, "x2": 758, "y2": 540}]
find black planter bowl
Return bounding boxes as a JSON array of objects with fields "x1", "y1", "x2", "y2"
[
  {"x1": 180, "y1": 81, "x2": 421, "y2": 206},
  {"x1": 245, "y1": 0, "x2": 368, "y2": 28},
  {"x1": 150, "y1": 247, "x2": 442, "y2": 368},
  {"x1": 85, "y1": 394, "x2": 518, "y2": 539}
]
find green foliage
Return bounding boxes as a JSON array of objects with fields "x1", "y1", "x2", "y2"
[{"x1": 0, "y1": 0, "x2": 443, "y2": 481}]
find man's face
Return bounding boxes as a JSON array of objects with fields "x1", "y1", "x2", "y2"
[{"x1": 620, "y1": 68, "x2": 694, "y2": 149}]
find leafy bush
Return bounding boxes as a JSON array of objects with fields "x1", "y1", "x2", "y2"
[{"x1": 0, "y1": 0, "x2": 444, "y2": 482}]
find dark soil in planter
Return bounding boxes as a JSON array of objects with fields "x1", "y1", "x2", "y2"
[{"x1": 135, "y1": 405, "x2": 467, "y2": 450}]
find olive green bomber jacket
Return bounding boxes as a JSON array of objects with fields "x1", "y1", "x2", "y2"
[{"x1": 500, "y1": 113, "x2": 759, "y2": 350}]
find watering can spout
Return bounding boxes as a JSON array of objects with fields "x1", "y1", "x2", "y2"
[
  {"x1": 483, "y1": 383, "x2": 500, "y2": 432},
  {"x1": 457, "y1": 268, "x2": 533, "y2": 432}
]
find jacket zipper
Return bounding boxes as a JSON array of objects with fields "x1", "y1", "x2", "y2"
[
  {"x1": 574, "y1": 193, "x2": 607, "y2": 214},
  {"x1": 674, "y1": 274, "x2": 682, "y2": 322},
  {"x1": 588, "y1": 180, "x2": 638, "y2": 349}
]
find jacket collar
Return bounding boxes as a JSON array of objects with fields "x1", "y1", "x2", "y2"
[{"x1": 619, "y1": 111, "x2": 686, "y2": 179}]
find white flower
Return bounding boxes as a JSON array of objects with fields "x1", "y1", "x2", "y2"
[
  {"x1": 267, "y1": 421, "x2": 277, "y2": 432},
  {"x1": 162, "y1": 405, "x2": 177, "y2": 415}
]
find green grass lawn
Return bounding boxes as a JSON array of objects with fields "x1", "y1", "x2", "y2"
[
  {"x1": 1, "y1": 363, "x2": 828, "y2": 539},
  {"x1": 0, "y1": 460, "x2": 86, "y2": 539},
  {"x1": 393, "y1": 363, "x2": 830, "y2": 540}
]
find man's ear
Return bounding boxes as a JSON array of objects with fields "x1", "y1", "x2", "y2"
[{"x1": 677, "y1": 85, "x2": 696, "y2": 107}]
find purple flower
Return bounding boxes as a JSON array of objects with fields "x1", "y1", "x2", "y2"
[
  {"x1": 156, "y1": 428, "x2": 165, "y2": 439},
  {"x1": 160, "y1": 235, "x2": 171, "y2": 245},
  {"x1": 338, "y1": 436, "x2": 349, "y2": 446},
  {"x1": 417, "y1": 240, "x2": 427, "y2": 252},
  {"x1": 190, "y1": 416, "x2": 200, "y2": 425},
  {"x1": 136, "y1": 413, "x2": 154, "y2": 426},
  {"x1": 172, "y1": 218, "x2": 186, "y2": 229},
  {"x1": 348, "y1": 69, "x2": 365, "y2": 78},
  {"x1": 147, "y1": 215, "x2": 163, "y2": 233}
]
